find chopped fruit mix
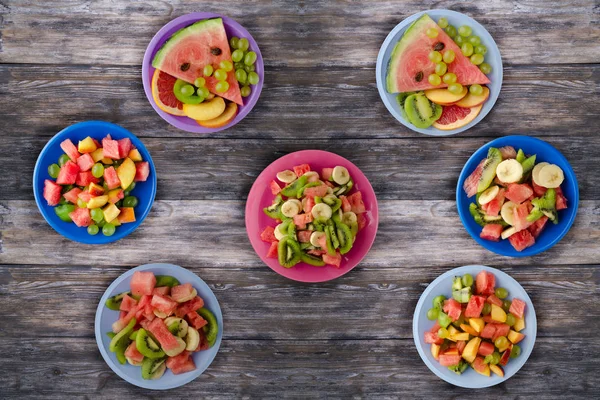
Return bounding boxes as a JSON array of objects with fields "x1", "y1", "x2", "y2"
[
  {"x1": 105, "y1": 271, "x2": 219, "y2": 380},
  {"x1": 425, "y1": 270, "x2": 527, "y2": 377},
  {"x1": 42, "y1": 135, "x2": 150, "y2": 236},
  {"x1": 151, "y1": 18, "x2": 260, "y2": 128},
  {"x1": 463, "y1": 146, "x2": 568, "y2": 252},
  {"x1": 261, "y1": 164, "x2": 368, "y2": 268},
  {"x1": 386, "y1": 14, "x2": 493, "y2": 130}
]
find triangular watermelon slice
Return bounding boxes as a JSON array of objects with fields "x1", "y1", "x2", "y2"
[
  {"x1": 387, "y1": 14, "x2": 490, "y2": 93},
  {"x1": 152, "y1": 18, "x2": 243, "y2": 105}
]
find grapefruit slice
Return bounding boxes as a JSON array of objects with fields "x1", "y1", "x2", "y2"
[
  {"x1": 432, "y1": 104, "x2": 482, "y2": 130},
  {"x1": 151, "y1": 69, "x2": 185, "y2": 116},
  {"x1": 197, "y1": 102, "x2": 238, "y2": 128}
]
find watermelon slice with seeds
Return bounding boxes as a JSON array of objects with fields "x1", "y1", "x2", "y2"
[{"x1": 386, "y1": 14, "x2": 490, "y2": 93}]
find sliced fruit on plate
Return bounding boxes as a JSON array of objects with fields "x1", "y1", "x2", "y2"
[
  {"x1": 197, "y1": 102, "x2": 238, "y2": 128},
  {"x1": 424, "y1": 86, "x2": 468, "y2": 105},
  {"x1": 151, "y1": 69, "x2": 185, "y2": 116},
  {"x1": 403, "y1": 92, "x2": 442, "y2": 128},
  {"x1": 432, "y1": 103, "x2": 482, "y2": 131},
  {"x1": 152, "y1": 18, "x2": 243, "y2": 105},
  {"x1": 386, "y1": 14, "x2": 490, "y2": 93},
  {"x1": 183, "y1": 97, "x2": 226, "y2": 121},
  {"x1": 455, "y1": 86, "x2": 490, "y2": 108}
]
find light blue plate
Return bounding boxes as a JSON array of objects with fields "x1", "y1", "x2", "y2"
[
  {"x1": 376, "y1": 9, "x2": 503, "y2": 136},
  {"x1": 94, "y1": 264, "x2": 223, "y2": 390},
  {"x1": 457, "y1": 136, "x2": 579, "y2": 257},
  {"x1": 413, "y1": 265, "x2": 537, "y2": 388}
]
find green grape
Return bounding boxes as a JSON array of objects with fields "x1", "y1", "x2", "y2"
[
  {"x1": 58, "y1": 154, "x2": 70, "y2": 167},
  {"x1": 434, "y1": 62, "x2": 447, "y2": 76},
  {"x1": 442, "y1": 50, "x2": 455, "y2": 64},
  {"x1": 428, "y1": 51, "x2": 442, "y2": 63},
  {"x1": 502, "y1": 300, "x2": 512, "y2": 312},
  {"x1": 87, "y1": 224, "x2": 99, "y2": 235},
  {"x1": 123, "y1": 196, "x2": 138, "y2": 208},
  {"x1": 54, "y1": 204, "x2": 75, "y2": 222},
  {"x1": 234, "y1": 61, "x2": 244, "y2": 70},
  {"x1": 214, "y1": 69, "x2": 228, "y2": 81},
  {"x1": 470, "y1": 53, "x2": 484, "y2": 65},
  {"x1": 219, "y1": 60, "x2": 233, "y2": 72},
  {"x1": 244, "y1": 64, "x2": 255, "y2": 73},
  {"x1": 237, "y1": 38, "x2": 249, "y2": 51},
  {"x1": 482, "y1": 303, "x2": 492, "y2": 316},
  {"x1": 461, "y1": 43, "x2": 474, "y2": 57},
  {"x1": 229, "y1": 36, "x2": 239, "y2": 49},
  {"x1": 495, "y1": 287, "x2": 508, "y2": 299},
  {"x1": 203, "y1": 65, "x2": 214, "y2": 77},
  {"x1": 240, "y1": 85, "x2": 251, "y2": 97},
  {"x1": 235, "y1": 69, "x2": 247, "y2": 84},
  {"x1": 77, "y1": 198, "x2": 87, "y2": 208},
  {"x1": 475, "y1": 45, "x2": 487, "y2": 55},
  {"x1": 96, "y1": 219, "x2": 105, "y2": 228},
  {"x1": 444, "y1": 25, "x2": 457, "y2": 38},
  {"x1": 510, "y1": 344, "x2": 521, "y2": 358},
  {"x1": 458, "y1": 25, "x2": 472, "y2": 37},
  {"x1": 427, "y1": 308, "x2": 439, "y2": 320},
  {"x1": 494, "y1": 336, "x2": 509, "y2": 349},
  {"x1": 485, "y1": 352, "x2": 501, "y2": 365},
  {"x1": 432, "y1": 295, "x2": 446, "y2": 310},
  {"x1": 448, "y1": 83, "x2": 463, "y2": 94},
  {"x1": 455, "y1": 35, "x2": 465, "y2": 46},
  {"x1": 244, "y1": 51, "x2": 258, "y2": 66},
  {"x1": 437, "y1": 327, "x2": 449, "y2": 339},
  {"x1": 469, "y1": 84, "x2": 484, "y2": 96},
  {"x1": 426, "y1": 27, "x2": 439, "y2": 38},
  {"x1": 91, "y1": 208, "x2": 104, "y2": 223},
  {"x1": 247, "y1": 72, "x2": 260, "y2": 85},
  {"x1": 506, "y1": 313, "x2": 516, "y2": 327},
  {"x1": 215, "y1": 81, "x2": 230, "y2": 93},
  {"x1": 198, "y1": 87, "x2": 210, "y2": 98},
  {"x1": 468, "y1": 36, "x2": 481, "y2": 46},
  {"x1": 479, "y1": 62, "x2": 492, "y2": 74},
  {"x1": 48, "y1": 163, "x2": 60, "y2": 178},
  {"x1": 462, "y1": 274, "x2": 474, "y2": 287},
  {"x1": 232, "y1": 49, "x2": 244, "y2": 63},
  {"x1": 102, "y1": 223, "x2": 116, "y2": 237},
  {"x1": 438, "y1": 17, "x2": 449, "y2": 29},
  {"x1": 442, "y1": 72, "x2": 457, "y2": 84},
  {"x1": 428, "y1": 74, "x2": 441, "y2": 85},
  {"x1": 180, "y1": 84, "x2": 194, "y2": 96},
  {"x1": 91, "y1": 163, "x2": 104, "y2": 178},
  {"x1": 194, "y1": 77, "x2": 206, "y2": 87}
]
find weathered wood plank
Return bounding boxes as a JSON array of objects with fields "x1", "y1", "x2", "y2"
[
  {"x1": 0, "y1": 337, "x2": 598, "y2": 398},
  {"x1": 0, "y1": 64, "x2": 597, "y2": 139},
  {"x1": 1, "y1": 200, "x2": 598, "y2": 266},
  {"x1": 0, "y1": 136, "x2": 598, "y2": 201},
  {"x1": 0, "y1": 264, "x2": 597, "y2": 340},
  {"x1": 1, "y1": 0, "x2": 598, "y2": 65}
]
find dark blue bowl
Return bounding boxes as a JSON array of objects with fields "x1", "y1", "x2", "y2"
[
  {"x1": 33, "y1": 121, "x2": 157, "y2": 244},
  {"x1": 456, "y1": 136, "x2": 578, "y2": 257}
]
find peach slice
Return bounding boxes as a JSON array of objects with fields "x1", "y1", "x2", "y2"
[
  {"x1": 424, "y1": 86, "x2": 468, "y2": 105},
  {"x1": 455, "y1": 86, "x2": 490, "y2": 108},
  {"x1": 197, "y1": 102, "x2": 238, "y2": 128}
]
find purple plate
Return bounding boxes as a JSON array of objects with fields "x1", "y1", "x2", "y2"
[
  {"x1": 142, "y1": 13, "x2": 264, "y2": 133},
  {"x1": 245, "y1": 150, "x2": 379, "y2": 283}
]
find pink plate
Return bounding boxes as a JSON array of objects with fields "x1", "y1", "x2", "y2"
[{"x1": 245, "y1": 150, "x2": 379, "y2": 282}]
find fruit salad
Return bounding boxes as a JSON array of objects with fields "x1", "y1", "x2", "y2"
[
  {"x1": 151, "y1": 18, "x2": 260, "y2": 128},
  {"x1": 463, "y1": 145, "x2": 568, "y2": 252},
  {"x1": 386, "y1": 14, "x2": 493, "y2": 130},
  {"x1": 260, "y1": 164, "x2": 368, "y2": 268},
  {"x1": 42, "y1": 135, "x2": 150, "y2": 236},
  {"x1": 105, "y1": 271, "x2": 219, "y2": 380},
  {"x1": 424, "y1": 270, "x2": 527, "y2": 377}
]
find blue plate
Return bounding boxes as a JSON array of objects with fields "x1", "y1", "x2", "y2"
[
  {"x1": 413, "y1": 265, "x2": 537, "y2": 388},
  {"x1": 457, "y1": 136, "x2": 579, "y2": 257},
  {"x1": 94, "y1": 263, "x2": 223, "y2": 390},
  {"x1": 376, "y1": 9, "x2": 503, "y2": 136},
  {"x1": 33, "y1": 121, "x2": 157, "y2": 244}
]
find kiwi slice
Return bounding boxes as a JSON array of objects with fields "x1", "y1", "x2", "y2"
[
  {"x1": 105, "y1": 291, "x2": 130, "y2": 311},
  {"x1": 404, "y1": 93, "x2": 437, "y2": 129},
  {"x1": 154, "y1": 275, "x2": 180, "y2": 288},
  {"x1": 278, "y1": 237, "x2": 302, "y2": 268},
  {"x1": 135, "y1": 329, "x2": 166, "y2": 359},
  {"x1": 141, "y1": 357, "x2": 167, "y2": 380},
  {"x1": 336, "y1": 223, "x2": 353, "y2": 255},
  {"x1": 397, "y1": 92, "x2": 416, "y2": 119},
  {"x1": 281, "y1": 175, "x2": 308, "y2": 198},
  {"x1": 129, "y1": 329, "x2": 139, "y2": 341},
  {"x1": 477, "y1": 147, "x2": 503, "y2": 193},
  {"x1": 109, "y1": 317, "x2": 136, "y2": 352},
  {"x1": 263, "y1": 195, "x2": 284, "y2": 219},
  {"x1": 300, "y1": 253, "x2": 325, "y2": 267},
  {"x1": 165, "y1": 317, "x2": 189, "y2": 338},
  {"x1": 431, "y1": 101, "x2": 442, "y2": 121},
  {"x1": 520, "y1": 155, "x2": 537, "y2": 175},
  {"x1": 197, "y1": 308, "x2": 219, "y2": 348},
  {"x1": 516, "y1": 149, "x2": 526, "y2": 163}
]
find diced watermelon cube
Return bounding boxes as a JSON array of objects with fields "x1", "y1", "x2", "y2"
[
  {"x1": 171, "y1": 283, "x2": 195, "y2": 303},
  {"x1": 134, "y1": 161, "x2": 150, "y2": 182},
  {"x1": 119, "y1": 294, "x2": 138, "y2": 312},
  {"x1": 303, "y1": 185, "x2": 328, "y2": 198},
  {"x1": 117, "y1": 138, "x2": 132, "y2": 158},
  {"x1": 175, "y1": 296, "x2": 204, "y2": 318},
  {"x1": 293, "y1": 164, "x2": 311, "y2": 177},
  {"x1": 478, "y1": 341, "x2": 495, "y2": 356},
  {"x1": 153, "y1": 286, "x2": 170, "y2": 296},
  {"x1": 321, "y1": 168, "x2": 333, "y2": 181},
  {"x1": 480, "y1": 324, "x2": 496, "y2": 339},
  {"x1": 347, "y1": 191, "x2": 366, "y2": 214},
  {"x1": 322, "y1": 252, "x2": 342, "y2": 268},
  {"x1": 56, "y1": 161, "x2": 80, "y2": 185},
  {"x1": 357, "y1": 213, "x2": 368, "y2": 231},
  {"x1": 130, "y1": 271, "x2": 157, "y2": 297},
  {"x1": 76, "y1": 153, "x2": 95, "y2": 172},
  {"x1": 147, "y1": 318, "x2": 181, "y2": 352},
  {"x1": 472, "y1": 356, "x2": 489, "y2": 374},
  {"x1": 556, "y1": 186, "x2": 568, "y2": 210},
  {"x1": 293, "y1": 213, "x2": 313, "y2": 230},
  {"x1": 43, "y1": 179, "x2": 63, "y2": 206},
  {"x1": 475, "y1": 271, "x2": 496, "y2": 296},
  {"x1": 68, "y1": 207, "x2": 91, "y2": 227},
  {"x1": 266, "y1": 241, "x2": 279, "y2": 258},
  {"x1": 439, "y1": 354, "x2": 462, "y2": 367},
  {"x1": 76, "y1": 171, "x2": 100, "y2": 187},
  {"x1": 124, "y1": 341, "x2": 144, "y2": 364},
  {"x1": 464, "y1": 295, "x2": 486, "y2": 318},
  {"x1": 186, "y1": 311, "x2": 207, "y2": 330},
  {"x1": 484, "y1": 188, "x2": 505, "y2": 217},
  {"x1": 270, "y1": 180, "x2": 282, "y2": 195},
  {"x1": 528, "y1": 215, "x2": 549, "y2": 238},
  {"x1": 456, "y1": 340, "x2": 467, "y2": 355},
  {"x1": 513, "y1": 202, "x2": 533, "y2": 232},
  {"x1": 505, "y1": 183, "x2": 534, "y2": 204},
  {"x1": 103, "y1": 166, "x2": 121, "y2": 189},
  {"x1": 151, "y1": 294, "x2": 178, "y2": 315},
  {"x1": 339, "y1": 195, "x2": 351, "y2": 213},
  {"x1": 63, "y1": 187, "x2": 82, "y2": 204},
  {"x1": 260, "y1": 226, "x2": 278, "y2": 243},
  {"x1": 463, "y1": 159, "x2": 486, "y2": 198},
  {"x1": 486, "y1": 294, "x2": 503, "y2": 307},
  {"x1": 169, "y1": 354, "x2": 197, "y2": 375},
  {"x1": 509, "y1": 298, "x2": 526, "y2": 319},
  {"x1": 60, "y1": 139, "x2": 80, "y2": 160},
  {"x1": 491, "y1": 323, "x2": 511, "y2": 341},
  {"x1": 298, "y1": 230, "x2": 313, "y2": 243},
  {"x1": 480, "y1": 224, "x2": 503, "y2": 242},
  {"x1": 424, "y1": 331, "x2": 444, "y2": 345},
  {"x1": 532, "y1": 181, "x2": 547, "y2": 197},
  {"x1": 78, "y1": 191, "x2": 93, "y2": 203},
  {"x1": 443, "y1": 298, "x2": 462, "y2": 321},
  {"x1": 508, "y1": 230, "x2": 535, "y2": 252},
  {"x1": 102, "y1": 137, "x2": 120, "y2": 159},
  {"x1": 303, "y1": 196, "x2": 315, "y2": 213}
]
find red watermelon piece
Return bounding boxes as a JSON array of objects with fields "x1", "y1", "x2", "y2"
[
  {"x1": 130, "y1": 271, "x2": 156, "y2": 297},
  {"x1": 486, "y1": 294, "x2": 503, "y2": 307},
  {"x1": 513, "y1": 202, "x2": 533, "y2": 232},
  {"x1": 465, "y1": 295, "x2": 486, "y2": 318},
  {"x1": 134, "y1": 162, "x2": 150, "y2": 182},
  {"x1": 475, "y1": 271, "x2": 496, "y2": 296},
  {"x1": 293, "y1": 164, "x2": 311, "y2": 177},
  {"x1": 303, "y1": 185, "x2": 328, "y2": 198},
  {"x1": 347, "y1": 191, "x2": 366, "y2": 214},
  {"x1": 528, "y1": 215, "x2": 549, "y2": 238},
  {"x1": 480, "y1": 224, "x2": 503, "y2": 242},
  {"x1": 186, "y1": 311, "x2": 207, "y2": 330},
  {"x1": 472, "y1": 356, "x2": 489, "y2": 374},
  {"x1": 43, "y1": 179, "x2": 62, "y2": 206},
  {"x1": 484, "y1": 188, "x2": 505, "y2": 217},
  {"x1": 76, "y1": 153, "x2": 95, "y2": 172},
  {"x1": 117, "y1": 138, "x2": 132, "y2": 159},
  {"x1": 68, "y1": 207, "x2": 91, "y2": 227},
  {"x1": 463, "y1": 159, "x2": 486, "y2": 198},
  {"x1": 480, "y1": 323, "x2": 496, "y2": 339},
  {"x1": 505, "y1": 183, "x2": 534, "y2": 204},
  {"x1": 56, "y1": 161, "x2": 80, "y2": 185},
  {"x1": 104, "y1": 167, "x2": 121, "y2": 190},
  {"x1": 509, "y1": 298, "x2": 526, "y2": 319},
  {"x1": 266, "y1": 241, "x2": 279, "y2": 258},
  {"x1": 293, "y1": 213, "x2": 313, "y2": 230},
  {"x1": 77, "y1": 191, "x2": 93, "y2": 203},
  {"x1": 169, "y1": 354, "x2": 196, "y2": 375},
  {"x1": 124, "y1": 341, "x2": 144, "y2": 364},
  {"x1": 339, "y1": 195, "x2": 351, "y2": 213},
  {"x1": 147, "y1": 318, "x2": 182, "y2": 353},
  {"x1": 508, "y1": 230, "x2": 535, "y2": 252},
  {"x1": 60, "y1": 139, "x2": 80, "y2": 161},
  {"x1": 357, "y1": 213, "x2": 368, "y2": 231},
  {"x1": 478, "y1": 341, "x2": 495, "y2": 356},
  {"x1": 166, "y1": 351, "x2": 191, "y2": 371},
  {"x1": 175, "y1": 296, "x2": 204, "y2": 318},
  {"x1": 153, "y1": 286, "x2": 170, "y2": 296},
  {"x1": 322, "y1": 252, "x2": 342, "y2": 268},
  {"x1": 303, "y1": 196, "x2": 315, "y2": 214},
  {"x1": 556, "y1": 186, "x2": 568, "y2": 210},
  {"x1": 532, "y1": 181, "x2": 547, "y2": 197},
  {"x1": 298, "y1": 230, "x2": 313, "y2": 243},
  {"x1": 321, "y1": 168, "x2": 333, "y2": 181},
  {"x1": 270, "y1": 180, "x2": 282, "y2": 195},
  {"x1": 76, "y1": 171, "x2": 100, "y2": 187},
  {"x1": 63, "y1": 187, "x2": 82, "y2": 204},
  {"x1": 424, "y1": 331, "x2": 444, "y2": 345},
  {"x1": 491, "y1": 323, "x2": 511, "y2": 342},
  {"x1": 260, "y1": 226, "x2": 278, "y2": 243},
  {"x1": 439, "y1": 354, "x2": 462, "y2": 367},
  {"x1": 119, "y1": 294, "x2": 138, "y2": 312},
  {"x1": 171, "y1": 283, "x2": 195, "y2": 303},
  {"x1": 102, "y1": 137, "x2": 120, "y2": 159},
  {"x1": 442, "y1": 298, "x2": 462, "y2": 321},
  {"x1": 151, "y1": 294, "x2": 178, "y2": 315}
]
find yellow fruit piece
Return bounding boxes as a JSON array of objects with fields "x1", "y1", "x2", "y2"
[
  {"x1": 491, "y1": 304, "x2": 507, "y2": 323},
  {"x1": 102, "y1": 203, "x2": 121, "y2": 223},
  {"x1": 91, "y1": 148, "x2": 104, "y2": 162},
  {"x1": 444, "y1": 349, "x2": 459, "y2": 356},
  {"x1": 197, "y1": 102, "x2": 238, "y2": 128},
  {"x1": 450, "y1": 332, "x2": 470, "y2": 342},
  {"x1": 107, "y1": 189, "x2": 123, "y2": 204},
  {"x1": 87, "y1": 195, "x2": 108, "y2": 209},
  {"x1": 102, "y1": 157, "x2": 113, "y2": 165},
  {"x1": 78, "y1": 136, "x2": 97, "y2": 153},
  {"x1": 424, "y1": 86, "x2": 468, "y2": 105},
  {"x1": 513, "y1": 317, "x2": 525, "y2": 332},
  {"x1": 128, "y1": 148, "x2": 143, "y2": 162},
  {"x1": 183, "y1": 97, "x2": 226, "y2": 121},
  {"x1": 118, "y1": 207, "x2": 136, "y2": 224},
  {"x1": 446, "y1": 325, "x2": 459, "y2": 341},
  {"x1": 111, "y1": 217, "x2": 122, "y2": 227},
  {"x1": 117, "y1": 158, "x2": 136, "y2": 190},
  {"x1": 490, "y1": 364, "x2": 504, "y2": 377},
  {"x1": 473, "y1": 363, "x2": 491, "y2": 377},
  {"x1": 431, "y1": 343, "x2": 440, "y2": 360},
  {"x1": 461, "y1": 337, "x2": 481, "y2": 363},
  {"x1": 460, "y1": 324, "x2": 479, "y2": 337},
  {"x1": 88, "y1": 182, "x2": 104, "y2": 196},
  {"x1": 508, "y1": 330, "x2": 525, "y2": 344},
  {"x1": 469, "y1": 318, "x2": 485, "y2": 333}
]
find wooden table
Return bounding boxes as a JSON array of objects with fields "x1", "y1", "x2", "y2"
[{"x1": 1, "y1": 1, "x2": 599, "y2": 398}]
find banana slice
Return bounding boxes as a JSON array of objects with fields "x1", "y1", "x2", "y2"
[
  {"x1": 500, "y1": 201, "x2": 518, "y2": 226},
  {"x1": 532, "y1": 162, "x2": 550, "y2": 186},
  {"x1": 310, "y1": 231, "x2": 326, "y2": 247},
  {"x1": 274, "y1": 223, "x2": 286, "y2": 240},
  {"x1": 478, "y1": 185, "x2": 499, "y2": 205},
  {"x1": 326, "y1": 186, "x2": 334, "y2": 195},
  {"x1": 501, "y1": 226, "x2": 517, "y2": 240},
  {"x1": 276, "y1": 170, "x2": 297, "y2": 183},
  {"x1": 311, "y1": 203, "x2": 332, "y2": 221},
  {"x1": 185, "y1": 327, "x2": 200, "y2": 351},
  {"x1": 281, "y1": 200, "x2": 301, "y2": 218},
  {"x1": 342, "y1": 211, "x2": 357, "y2": 225},
  {"x1": 537, "y1": 164, "x2": 564, "y2": 188},
  {"x1": 153, "y1": 309, "x2": 168, "y2": 319},
  {"x1": 496, "y1": 159, "x2": 523, "y2": 183},
  {"x1": 303, "y1": 171, "x2": 320, "y2": 182},
  {"x1": 332, "y1": 166, "x2": 350, "y2": 185}
]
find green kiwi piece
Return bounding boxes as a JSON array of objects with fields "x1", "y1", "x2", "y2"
[
  {"x1": 141, "y1": 357, "x2": 167, "y2": 380},
  {"x1": 166, "y1": 317, "x2": 189, "y2": 338},
  {"x1": 314, "y1": 196, "x2": 323, "y2": 204},
  {"x1": 516, "y1": 149, "x2": 526, "y2": 163},
  {"x1": 469, "y1": 203, "x2": 486, "y2": 227},
  {"x1": 263, "y1": 195, "x2": 284, "y2": 219},
  {"x1": 278, "y1": 237, "x2": 302, "y2": 268},
  {"x1": 106, "y1": 332, "x2": 116, "y2": 339},
  {"x1": 197, "y1": 308, "x2": 219, "y2": 347},
  {"x1": 328, "y1": 225, "x2": 340, "y2": 249},
  {"x1": 324, "y1": 225, "x2": 336, "y2": 256},
  {"x1": 520, "y1": 154, "x2": 537, "y2": 175},
  {"x1": 154, "y1": 275, "x2": 180, "y2": 288},
  {"x1": 287, "y1": 222, "x2": 297, "y2": 241},
  {"x1": 281, "y1": 175, "x2": 308, "y2": 198},
  {"x1": 105, "y1": 291, "x2": 130, "y2": 311},
  {"x1": 477, "y1": 148, "x2": 503, "y2": 193},
  {"x1": 129, "y1": 329, "x2": 139, "y2": 341},
  {"x1": 109, "y1": 317, "x2": 136, "y2": 352},
  {"x1": 431, "y1": 101, "x2": 442, "y2": 121},
  {"x1": 396, "y1": 91, "x2": 417, "y2": 120},
  {"x1": 336, "y1": 223, "x2": 353, "y2": 255},
  {"x1": 404, "y1": 93, "x2": 436, "y2": 129},
  {"x1": 300, "y1": 252, "x2": 325, "y2": 267},
  {"x1": 135, "y1": 328, "x2": 166, "y2": 359},
  {"x1": 114, "y1": 337, "x2": 130, "y2": 365}
]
